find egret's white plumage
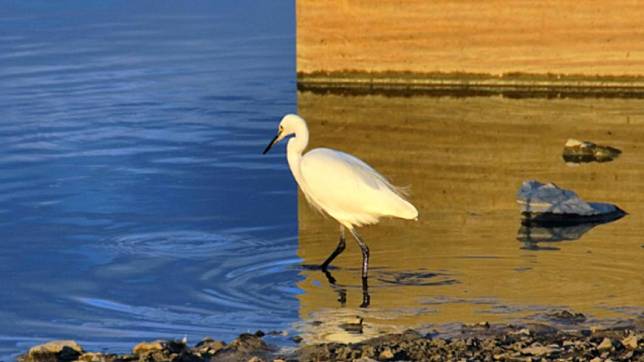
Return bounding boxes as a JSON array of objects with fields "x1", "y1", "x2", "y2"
[
  {"x1": 263, "y1": 114, "x2": 418, "y2": 287},
  {"x1": 266, "y1": 114, "x2": 418, "y2": 228},
  {"x1": 300, "y1": 148, "x2": 418, "y2": 227}
]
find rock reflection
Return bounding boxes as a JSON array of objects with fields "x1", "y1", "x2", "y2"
[
  {"x1": 517, "y1": 208, "x2": 626, "y2": 251},
  {"x1": 517, "y1": 223, "x2": 599, "y2": 251}
]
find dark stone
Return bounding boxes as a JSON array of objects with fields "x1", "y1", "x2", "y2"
[
  {"x1": 194, "y1": 337, "x2": 226, "y2": 356},
  {"x1": 210, "y1": 333, "x2": 272, "y2": 362},
  {"x1": 545, "y1": 310, "x2": 587, "y2": 324},
  {"x1": 562, "y1": 139, "x2": 621, "y2": 163},
  {"x1": 339, "y1": 317, "x2": 364, "y2": 334}
]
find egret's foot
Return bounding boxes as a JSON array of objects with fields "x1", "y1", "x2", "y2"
[{"x1": 360, "y1": 276, "x2": 370, "y2": 308}]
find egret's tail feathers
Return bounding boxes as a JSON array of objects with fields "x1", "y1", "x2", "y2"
[
  {"x1": 402, "y1": 201, "x2": 419, "y2": 220},
  {"x1": 392, "y1": 184, "x2": 411, "y2": 197},
  {"x1": 382, "y1": 183, "x2": 418, "y2": 220},
  {"x1": 393, "y1": 198, "x2": 419, "y2": 220}
]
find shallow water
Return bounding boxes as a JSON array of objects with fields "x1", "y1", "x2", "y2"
[
  {"x1": 1, "y1": 2, "x2": 643, "y2": 360},
  {"x1": 296, "y1": 92, "x2": 644, "y2": 343},
  {"x1": 0, "y1": 2, "x2": 297, "y2": 360}
]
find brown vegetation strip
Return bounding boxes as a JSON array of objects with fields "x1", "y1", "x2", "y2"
[{"x1": 297, "y1": 71, "x2": 644, "y2": 97}]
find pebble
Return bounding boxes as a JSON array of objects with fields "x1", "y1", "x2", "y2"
[
  {"x1": 339, "y1": 316, "x2": 364, "y2": 334},
  {"x1": 20, "y1": 340, "x2": 84, "y2": 362},
  {"x1": 513, "y1": 328, "x2": 531, "y2": 336},
  {"x1": 76, "y1": 352, "x2": 105, "y2": 362},
  {"x1": 16, "y1": 320, "x2": 644, "y2": 362},
  {"x1": 621, "y1": 334, "x2": 638, "y2": 350},
  {"x1": 133, "y1": 340, "x2": 165, "y2": 354},
  {"x1": 464, "y1": 321, "x2": 490, "y2": 329},
  {"x1": 30, "y1": 340, "x2": 83, "y2": 355},
  {"x1": 520, "y1": 345, "x2": 557, "y2": 356},
  {"x1": 597, "y1": 337, "x2": 613, "y2": 351},
  {"x1": 194, "y1": 338, "x2": 226, "y2": 355},
  {"x1": 378, "y1": 347, "x2": 394, "y2": 360}
]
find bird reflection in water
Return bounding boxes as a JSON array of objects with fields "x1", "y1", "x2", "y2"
[{"x1": 307, "y1": 265, "x2": 369, "y2": 308}]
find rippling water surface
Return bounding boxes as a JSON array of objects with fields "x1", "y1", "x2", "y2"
[{"x1": 0, "y1": 2, "x2": 296, "y2": 359}]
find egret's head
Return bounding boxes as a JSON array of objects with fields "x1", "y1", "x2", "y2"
[{"x1": 262, "y1": 114, "x2": 304, "y2": 154}]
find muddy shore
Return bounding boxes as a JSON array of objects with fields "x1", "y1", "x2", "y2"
[{"x1": 18, "y1": 313, "x2": 643, "y2": 362}]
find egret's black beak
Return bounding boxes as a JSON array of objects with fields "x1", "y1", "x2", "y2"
[{"x1": 262, "y1": 132, "x2": 280, "y2": 154}]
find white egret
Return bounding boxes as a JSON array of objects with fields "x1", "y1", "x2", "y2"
[{"x1": 262, "y1": 114, "x2": 419, "y2": 286}]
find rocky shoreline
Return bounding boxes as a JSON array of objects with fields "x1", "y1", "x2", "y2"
[{"x1": 18, "y1": 315, "x2": 643, "y2": 362}]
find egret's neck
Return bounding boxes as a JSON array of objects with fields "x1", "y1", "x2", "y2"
[{"x1": 286, "y1": 124, "x2": 309, "y2": 187}]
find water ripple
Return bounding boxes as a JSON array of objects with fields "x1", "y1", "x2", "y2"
[{"x1": 104, "y1": 231, "x2": 245, "y2": 259}]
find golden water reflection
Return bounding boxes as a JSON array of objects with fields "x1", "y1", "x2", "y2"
[{"x1": 295, "y1": 92, "x2": 644, "y2": 343}]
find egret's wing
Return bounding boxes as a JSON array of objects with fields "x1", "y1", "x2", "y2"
[{"x1": 300, "y1": 148, "x2": 416, "y2": 224}]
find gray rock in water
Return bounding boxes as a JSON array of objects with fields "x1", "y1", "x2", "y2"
[
  {"x1": 517, "y1": 180, "x2": 626, "y2": 226},
  {"x1": 562, "y1": 138, "x2": 621, "y2": 163}
]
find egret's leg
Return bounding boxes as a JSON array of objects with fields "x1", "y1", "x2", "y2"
[
  {"x1": 348, "y1": 228, "x2": 369, "y2": 280},
  {"x1": 360, "y1": 276, "x2": 370, "y2": 308},
  {"x1": 320, "y1": 225, "x2": 346, "y2": 271}
]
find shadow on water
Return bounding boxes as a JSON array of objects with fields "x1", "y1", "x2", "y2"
[{"x1": 294, "y1": 90, "x2": 644, "y2": 344}]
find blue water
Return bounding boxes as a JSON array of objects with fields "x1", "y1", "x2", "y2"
[{"x1": 0, "y1": 1, "x2": 297, "y2": 359}]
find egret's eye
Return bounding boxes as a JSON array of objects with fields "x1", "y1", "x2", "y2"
[{"x1": 279, "y1": 126, "x2": 283, "y2": 132}]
